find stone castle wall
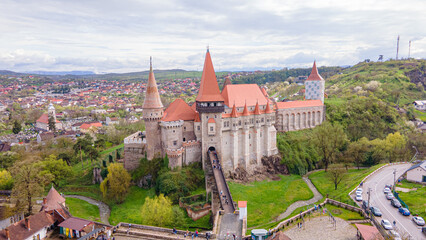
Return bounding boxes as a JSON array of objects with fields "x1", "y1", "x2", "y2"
[{"x1": 275, "y1": 105, "x2": 326, "y2": 132}]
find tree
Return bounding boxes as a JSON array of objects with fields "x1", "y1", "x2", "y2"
[
  {"x1": 327, "y1": 164, "x2": 347, "y2": 190},
  {"x1": 0, "y1": 169, "x2": 13, "y2": 190},
  {"x1": 12, "y1": 120, "x2": 21, "y2": 134},
  {"x1": 384, "y1": 132, "x2": 407, "y2": 163},
  {"x1": 48, "y1": 116, "x2": 56, "y2": 132},
  {"x1": 11, "y1": 161, "x2": 52, "y2": 216},
  {"x1": 140, "y1": 194, "x2": 174, "y2": 227},
  {"x1": 345, "y1": 138, "x2": 369, "y2": 169},
  {"x1": 37, "y1": 154, "x2": 72, "y2": 187},
  {"x1": 73, "y1": 137, "x2": 94, "y2": 168},
  {"x1": 312, "y1": 121, "x2": 347, "y2": 171},
  {"x1": 0, "y1": 152, "x2": 19, "y2": 169},
  {"x1": 100, "y1": 163, "x2": 131, "y2": 203}
]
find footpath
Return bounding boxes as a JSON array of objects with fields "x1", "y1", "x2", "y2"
[{"x1": 65, "y1": 195, "x2": 111, "y2": 225}]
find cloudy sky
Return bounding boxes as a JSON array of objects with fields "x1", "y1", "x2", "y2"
[{"x1": 0, "y1": 0, "x2": 425, "y2": 73}]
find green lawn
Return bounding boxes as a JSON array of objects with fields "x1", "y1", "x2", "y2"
[
  {"x1": 228, "y1": 175, "x2": 313, "y2": 228},
  {"x1": 397, "y1": 180, "x2": 426, "y2": 219},
  {"x1": 309, "y1": 164, "x2": 385, "y2": 203},
  {"x1": 325, "y1": 204, "x2": 364, "y2": 221},
  {"x1": 100, "y1": 143, "x2": 124, "y2": 156},
  {"x1": 413, "y1": 109, "x2": 426, "y2": 122},
  {"x1": 66, "y1": 197, "x2": 101, "y2": 222},
  {"x1": 108, "y1": 186, "x2": 212, "y2": 230}
]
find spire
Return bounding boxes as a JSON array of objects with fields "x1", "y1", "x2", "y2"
[
  {"x1": 254, "y1": 101, "x2": 261, "y2": 115},
  {"x1": 231, "y1": 103, "x2": 238, "y2": 118},
  {"x1": 196, "y1": 49, "x2": 225, "y2": 102},
  {"x1": 242, "y1": 102, "x2": 250, "y2": 116},
  {"x1": 143, "y1": 57, "x2": 163, "y2": 109},
  {"x1": 222, "y1": 76, "x2": 232, "y2": 90},
  {"x1": 306, "y1": 61, "x2": 324, "y2": 81},
  {"x1": 265, "y1": 101, "x2": 273, "y2": 114}
]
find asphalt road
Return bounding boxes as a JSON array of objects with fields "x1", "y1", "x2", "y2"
[{"x1": 352, "y1": 163, "x2": 425, "y2": 240}]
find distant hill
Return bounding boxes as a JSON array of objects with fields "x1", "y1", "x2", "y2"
[
  {"x1": 325, "y1": 59, "x2": 426, "y2": 105},
  {"x1": 24, "y1": 70, "x2": 95, "y2": 76}
]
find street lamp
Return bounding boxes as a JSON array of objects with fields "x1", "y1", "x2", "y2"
[{"x1": 367, "y1": 188, "x2": 372, "y2": 218}]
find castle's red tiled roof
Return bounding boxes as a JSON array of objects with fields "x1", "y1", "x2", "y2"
[
  {"x1": 143, "y1": 60, "x2": 164, "y2": 109},
  {"x1": 306, "y1": 61, "x2": 324, "y2": 81},
  {"x1": 208, "y1": 118, "x2": 216, "y2": 123},
  {"x1": 242, "y1": 103, "x2": 250, "y2": 116},
  {"x1": 162, "y1": 99, "x2": 196, "y2": 122},
  {"x1": 196, "y1": 50, "x2": 225, "y2": 102},
  {"x1": 254, "y1": 102, "x2": 261, "y2": 115},
  {"x1": 222, "y1": 84, "x2": 268, "y2": 108},
  {"x1": 276, "y1": 100, "x2": 323, "y2": 109}
]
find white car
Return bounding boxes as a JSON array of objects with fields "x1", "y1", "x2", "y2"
[
  {"x1": 356, "y1": 188, "x2": 363, "y2": 194},
  {"x1": 381, "y1": 219, "x2": 393, "y2": 230},
  {"x1": 355, "y1": 194, "x2": 363, "y2": 201},
  {"x1": 389, "y1": 230, "x2": 401, "y2": 240},
  {"x1": 413, "y1": 216, "x2": 425, "y2": 226},
  {"x1": 384, "y1": 187, "x2": 391, "y2": 194}
]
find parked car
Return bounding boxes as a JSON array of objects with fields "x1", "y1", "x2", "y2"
[
  {"x1": 388, "y1": 230, "x2": 402, "y2": 240},
  {"x1": 391, "y1": 199, "x2": 402, "y2": 208},
  {"x1": 384, "y1": 187, "x2": 391, "y2": 194},
  {"x1": 369, "y1": 206, "x2": 382, "y2": 217},
  {"x1": 386, "y1": 193, "x2": 395, "y2": 200},
  {"x1": 356, "y1": 194, "x2": 362, "y2": 201},
  {"x1": 422, "y1": 227, "x2": 426, "y2": 235},
  {"x1": 412, "y1": 216, "x2": 425, "y2": 226},
  {"x1": 398, "y1": 207, "x2": 410, "y2": 216},
  {"x1": 356, "y1": 188, "x2": 363, "y2": 194},
  {"x1": 381, "y1": 219, "x2": 393, "y2": 230},
  {"x1": 385, "y1": 184, "x2": 393, "y2": 189},
  {"x1": 362, "y1": 200, "x2": 369, "y2": 209}
]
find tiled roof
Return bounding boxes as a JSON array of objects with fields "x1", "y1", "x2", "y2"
[
  {"x1": 143, "y1": 59, "x2": 163, "y2": 109},
  {"x1": 407, "y1": 160, "x2": 426, "y2": 172},
  {"x1": 254, "y1": 102, "x2": 261, "y2": 115},
  {"x1": 0, "y1": 211, "x2": 55, "y2": 240},
  {"x1": 162, "y1": 99, "x2": 196, "y2": 122},
  {"x1": 196, "y1": 50, "x2": 225, "y2": 102},
  {"x1": 354, "y1": 224, "x2": 384, "y2": 240},
  {"x1": 80, "y1": 122, "x2": 102, "y2": 130},
  {"x1": 276, "y1": 100, "x2": 323, "y2": 109},
  {"x1": 222, "y1": 84, "x2": 268, "y2": 108},
  {"x1": 208, "y1": 118, "x2": 216, "y2": 123},
  {"x1": 306, "y1": 61, "x2": 324, "y2": 81},
  {"x1": 36, "y1": 113, "x2": 60, "y2": 124},
  {"x1": 58, "y1": 217, "x2": 93, "y2": 231},
  {"x1": 41, "y1": 186, "x2": 65, "y2": 212},
  {"x1": 242, "y1": 103, "x2": 250, "y2": 116},
  {"x1": 238, "y1": 201, "x2": 247, "y2": 208}
]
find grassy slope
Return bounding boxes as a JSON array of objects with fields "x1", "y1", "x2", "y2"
[
  {"x1": 309, "y1": 164, "x2": 385, "y2": 203},
  {"x1": 396, "y1": 180, "x2": 426, "y2": 219},
  {"x1": 66, "y1": 197, "x2": 100, "y2": 222},
  {"x1": 325, "y1": 204, "x2": 364, "y2": 221},
  {"x1": 228, "y1": 175, "x2": 313, "y2": 228}
]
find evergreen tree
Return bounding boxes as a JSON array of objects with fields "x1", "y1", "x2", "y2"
[
  {"x1": 12, "y1": 120, "x2": 21, "y2": 134},
  {"x1": 48, "y1": 116, "x2": 56, "y2": 132}
]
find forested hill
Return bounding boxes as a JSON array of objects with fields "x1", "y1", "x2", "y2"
[
  {"x1": 233, "y1": 66, "x2": 343, "y2": 85},
  {"x1": 325, "y1": 59, "x2": 426, "y2": 105}
]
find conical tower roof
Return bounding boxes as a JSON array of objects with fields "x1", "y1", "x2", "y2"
[
  {"x1": 254, "y1": 101, "x2": 261, "y2": 115},
  {"x1": 265, "y1": 101, "x2": 273, "y2": 114},
  {"x1": 242, "y1": 102, "x2": 250, "y2": 116},
  {"x1": 222, "y1": 76, "x2": 232, "y2": 90},
  {"x1": 143, "y1": 57, "x2": 163, "y2": 109},
  {"x1": 306, "y1": 61, "x2": 324, "y2": 81},
  {"x1": 196, "y1": 49, "x2": 225, "y2": 102},
  {"x1": 231, "y1": 103, "x2": 238, "y2": 118}
]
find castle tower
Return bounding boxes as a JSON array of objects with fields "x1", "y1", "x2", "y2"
[
  {"x1": 305, "y1": 61, "x2": 325, "y2": 103},
  {"x1": 142, "y1": 57, "x2": 164, "y2": 160},
  {"x1": 48, "y1": 103, "x2": 56, "y2": 122},
  {"x1": 195, "y1": 49, "x2": 225, "y2": 170}
]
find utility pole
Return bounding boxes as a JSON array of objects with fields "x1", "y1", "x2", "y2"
[
  {"x1": 408, "y1": 40, "x2": 411, "y2": 59},
  {"x1": 367, "y1": 188, "x2": 372, "y2": 218},
  {"x1": 393, "y1": 169, "x2": 397, "y2": 192},
  {"x1": 396, "y1": 35, "x2": 400, "y2": 60}
]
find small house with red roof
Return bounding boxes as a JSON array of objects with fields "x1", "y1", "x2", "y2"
[{"x1": 36, "y1": 103, "x2": 63, "y2": 131}]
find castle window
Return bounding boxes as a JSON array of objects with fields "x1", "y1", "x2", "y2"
[
  {"x1": 183, "y1": 138, "x2": 186, "y2": 141},
  {"x1": 260, "y1": 132, "x2": 262, "y2": 137},
  {"x1": 173, "y1": 130, "x2": 175, "y2": 133},
  {"x1": 197, "y1": 126, "x2": 200, "y2": 131},
  {"x1": 261, "y1": 118, "x2": 264, "y2": 122},
  {"x1": 239, "y1": 120, "x2": 241, "y2": 126},
  {"x1": 210, "y1": 127, "x2": 213, "y2": 131},
  {"x1": 173, "y1": 140, "x2": 177, "y2": 146},
  {"x1": 184, "y1": 127, "x2": 186, "y2": 130}
]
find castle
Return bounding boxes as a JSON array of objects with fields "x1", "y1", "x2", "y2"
[{"x1": 124, "y1": 50, "x2": 325, "y2": 175}]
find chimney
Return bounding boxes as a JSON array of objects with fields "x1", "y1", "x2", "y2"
[
  {"x1": 43, "y1": 197, "x2": 47, "y2": 205},
  {"x1": 25, "y1": 218, "x2": 30, "y2": 230},
  {"x1": 5, "y1": 228, "x2": 10, "y2": 240}
]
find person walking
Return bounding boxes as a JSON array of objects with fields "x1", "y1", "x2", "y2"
[
  {"x1": 195, "y1": 229, "x2": 199, "y2": 238},
  {"x1": 233, "y1": 233, "x2": 236, "y2": 240}
]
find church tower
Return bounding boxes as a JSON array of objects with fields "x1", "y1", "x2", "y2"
[
  {"x1": 142, "y1": 57, "x2": 164, "y2": 160},
  {"x1": 48, "y1": 103, "x2": 56, "y2": 122},
  {"x1": 305, "y1": 61, "x2": 325, "y2": 103},
  {"x1": 196, "y1": 49, "x2": 225, "y2": 170}
]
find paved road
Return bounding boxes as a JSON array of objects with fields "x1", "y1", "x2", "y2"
[
  {"x1": 65, "y1": 195, "x2": 111, "y2": 225},
  {"x1": 353, "y1": 163, "x2": 425, "y2": 240}
]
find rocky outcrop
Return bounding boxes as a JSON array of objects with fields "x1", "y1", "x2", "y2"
[
  {"x1": 261, "y1": 155, "x2": 289, "y2": 175},
  {"x1": 228, "y1": 155, "x2": 289, "y2": 182}
]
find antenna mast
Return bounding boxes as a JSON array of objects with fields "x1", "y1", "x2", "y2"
[
  {"x1": 396, "y1": 35, "x2": 400, "y2": 60},
  {"x1": 408, "y1": 40, "x2": 411, "y2": 59}
]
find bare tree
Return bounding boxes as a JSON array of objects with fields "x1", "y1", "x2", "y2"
[{"x1": 327, "y1": 164, "x2": 347, "y2": 190}]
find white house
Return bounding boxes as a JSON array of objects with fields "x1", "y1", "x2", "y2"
[
  {"x1": 406, "y1": 161, "x2": 426, "y2": 183},
  {"x1": 413, "y1": 100, "x2": 426, "y2": 111}
]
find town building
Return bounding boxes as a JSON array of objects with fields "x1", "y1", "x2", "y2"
[
  {"x1": 406, "y1": 160, "x2": 426, "y2": 183},
  {"x1": 35, "y1": 103, "x2": 63, "y2": 131},
  {"x1": 124, "y1": 50, "x2": 325, "y2": 176}
]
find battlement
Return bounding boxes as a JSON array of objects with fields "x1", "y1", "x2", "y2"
[
  {"x1": 124, "y1": 131, "x2": 146, "y2": 144},
  {"x1": 160, "y1": 120, "x2": 184, "y2": 128},
  {"x1": 166, "y1": 147, "x2": 184, "y2": 157},
  {"x1": 182, "y1": 140, "x2": 201, "y2": 147}
]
